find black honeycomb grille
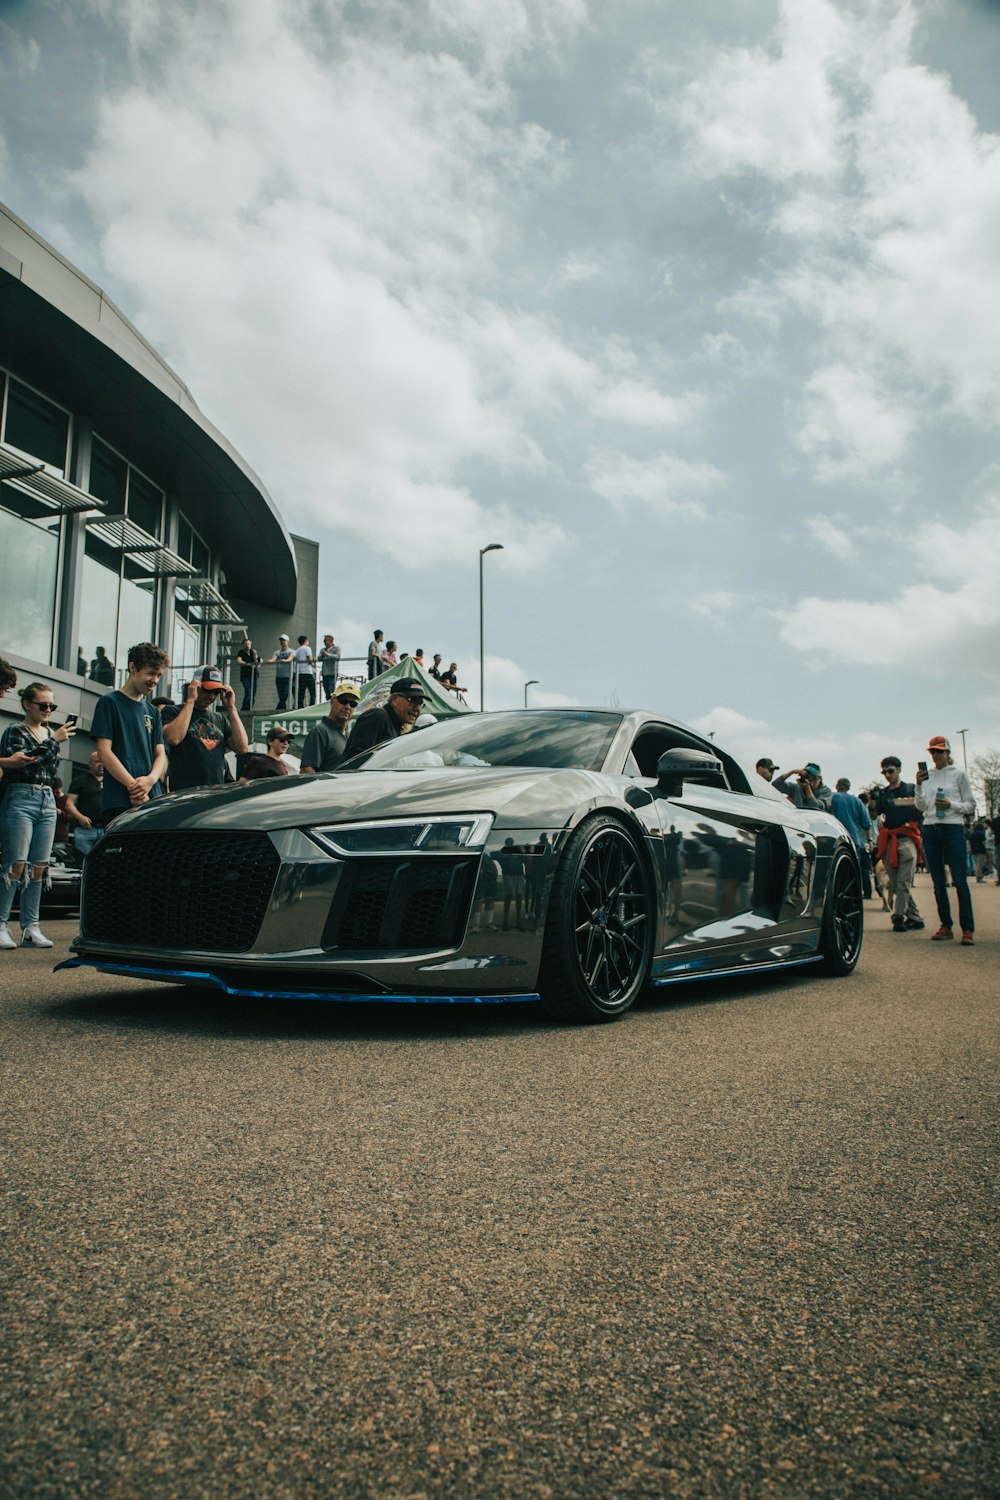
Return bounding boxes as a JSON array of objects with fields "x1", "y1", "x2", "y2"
[
  {"x1": 322, "y1": 857, "x2": 478, "y2": 952},
  {"x1": 83, "y1": 831, "x2": 280, "y2": 952}
]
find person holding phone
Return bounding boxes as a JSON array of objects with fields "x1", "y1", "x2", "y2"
[
  {"x1": 915, "y1": 735, "x2": 977, "y2": 943},
  {"x1": 0, "y1": 682, "x2": 76, "y2": 948}
]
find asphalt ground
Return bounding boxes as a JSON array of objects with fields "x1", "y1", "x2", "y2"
[{"x1": 1, "y1": 873, "x2": 997, "y2": 1499}]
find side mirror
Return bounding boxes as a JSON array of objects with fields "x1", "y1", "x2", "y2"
[{"x1": 657, "y1": 746, "x2": 724, "y2": 796}]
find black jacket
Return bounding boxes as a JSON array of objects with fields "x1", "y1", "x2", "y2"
[{"x1": 346, "y1": 704, "x2": 406, "y2": 757}]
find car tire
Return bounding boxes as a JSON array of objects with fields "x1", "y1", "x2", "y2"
[
  {"x1": 539, "y1": 814, "x2": 654, "y2": 1023},
  {"x1": 818, "y1": 846, "x2": 864, "y2": 976}
]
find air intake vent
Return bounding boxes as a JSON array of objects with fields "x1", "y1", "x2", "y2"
[
  {"x1": 83, "y1": 832, "x2": 280, "y2": 952},
  {"x1": 322, "y1": 857, "x2": 478, "y2": 952}
]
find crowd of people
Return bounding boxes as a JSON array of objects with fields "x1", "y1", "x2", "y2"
[
  {"x1": 365, "y1": 631, "x2": 465, "y2": 695},
  {"x1": 0, "y1": 640, "x2": 444, "y2": 947},
  {"x1": 755, "y1": 743, "x2": 999, "y2": 946},
  {"x1": 230, "y1": 629, "x2": 467, "y2": 713},
  {"x1": 2, "y1": 640, "x2": 997, "y2": 953}
]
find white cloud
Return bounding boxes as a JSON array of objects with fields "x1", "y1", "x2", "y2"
[
  {"x1": 667, "y1": 0, "x2": 1000, "y2": 482},
  {"x1": 793, "y1": 364, "x2": 916, "y2": 483},
  {"x1": 776, "y1": 498, "x2": 1000, "y2": 670},
  {"x1": 807, "y1": 516, "x2": 853, "y2": 559},
  {"x1": 584, "y1": 450, "x2": 724, "y2": 515},
  {"x1": 594, "y1": 380, "x2": 702, "y2": 429},
  {"x1": 691, "y1": 589, "x2": 739, "y2": 620},
  {"x1": 484, "y1": 654, "x2": 577, "y2": 712},
  {"x1": 672, "y1": 0, "x2": 856, "y2": 182},
  {"x1": 691, "y1": 705, "x2": 765, "y2": 740}
]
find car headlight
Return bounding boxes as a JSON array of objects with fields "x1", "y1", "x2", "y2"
[{"x1": 309, "y1": 813, "x2": 494, "y2": 857}]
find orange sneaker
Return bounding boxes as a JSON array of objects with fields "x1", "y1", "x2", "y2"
[
  {"x1": 931, "y1": 925, "x2": 953, "y2": 940},
  {"x1": 961, "y1": 931, "x2": 975, "y2": 945}
]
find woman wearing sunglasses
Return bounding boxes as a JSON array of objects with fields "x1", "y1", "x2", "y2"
[{"x1": 0, "y1": 683, "x2": 76, "y2": 949}]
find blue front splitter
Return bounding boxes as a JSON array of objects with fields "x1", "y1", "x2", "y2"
[{"x1": 54, "y1": 958, "x2": 540, "y2": 1006}]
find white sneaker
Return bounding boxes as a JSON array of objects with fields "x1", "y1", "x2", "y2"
[
  {"x1": 0, "y1": 923, "x2": 16, "y2": 950},
  {"x1": 21, "y1": 924, "x2": 54, "y2": 949}
]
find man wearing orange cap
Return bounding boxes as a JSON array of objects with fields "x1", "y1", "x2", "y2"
[{"x1": 915, "y1": 735, "x2": 977, "y2": 944}]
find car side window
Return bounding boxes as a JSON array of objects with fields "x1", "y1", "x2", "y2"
[
  {"x1": 628, "y1": 730, "x2": 681, "y2": 779},
  {"x1": 626, "y1": 727, "x2": 752, "y2": 794}
]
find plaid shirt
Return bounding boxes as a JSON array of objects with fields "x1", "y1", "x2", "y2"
[{"x1": 0, "y1": 725, "x2": 60, "y2": 787}]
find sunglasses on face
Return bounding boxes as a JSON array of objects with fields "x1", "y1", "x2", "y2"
[
  {"x1": 30, "y1": 702, "x2": 56, "y2": 711},
  {"x1": 335, "y1": 696, "x2": 358, "y2": 706}
]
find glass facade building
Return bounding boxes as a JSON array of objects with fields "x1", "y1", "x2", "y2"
[{"x1": 0, "y1": 202, "x2": 309, "y2": 742}]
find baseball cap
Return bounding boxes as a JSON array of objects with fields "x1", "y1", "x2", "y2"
[
  {"x1": 332, "y1": 681, "x2": 361, "y2": 702},
  {"x1": 927, "y1": 735, "x2": 950, "y2": 752},
  {"x1": 389, "y1": 678, "x2": 426, "y2": 700},
  {"x1": 756, "y1": 758, "x2": 776, "y2": 771},
  {"x1": 198, "y1": 665, "x2": 224, "y2": 691},
  {"x1": 804, "y1": 762, "x2": 822, "y2": 778},
  {"x1": 279, "y1": 633, "x2": 290, "y2": 641}
]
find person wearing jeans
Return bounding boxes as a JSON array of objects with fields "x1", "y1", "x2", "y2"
[
  {"x1": 915, "y1": 735, "x2": 977, "y2": 944},
  {"x1": 0, "y1": 681, "x2": 77, "y2": 948}
]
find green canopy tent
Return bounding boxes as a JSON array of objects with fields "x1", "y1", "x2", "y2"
[{"x1": 251, "y1": 655, "x2": 472, "y2": 754}]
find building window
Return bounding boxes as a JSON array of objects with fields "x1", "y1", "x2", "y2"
[
  {"x1": 89, "y1": 437, "x2": 128, "y2": 509},
  {"x1": 176, "y1": 512, "x2": 210, "y2": 576},
  {"x1": 2, "y1": 375, "x2": 71, "y2": 474},
  {"x1": 0, "y1": 507, "x2": 59, "y2": 663},
  {"x1": 77, "y1": 439, "x2": 163, "y2": 683},
  {"x1": 127, "y1": 469, "x2": 163, "y2": 539}
]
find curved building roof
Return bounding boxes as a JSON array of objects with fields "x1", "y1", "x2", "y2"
[{"x1": 0, "y1": 202, "x2": 297, "y2": 611}]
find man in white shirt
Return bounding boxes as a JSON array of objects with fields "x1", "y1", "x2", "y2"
[
  {"x1": 915, "y1": 735, "x2": 977, "y2": 943},
  {"x1": 294, "y1": 635, "x2": 316, "y2": 708}
]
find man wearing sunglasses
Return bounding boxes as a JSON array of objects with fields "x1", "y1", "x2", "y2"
[
  {"x1": 871, "y1": 756, "x2": 924, "y2": 933},
  {"x1": 915, "y1": 736, "x2": 977, "y2": 944},
  {"x1": 346, "y1": 678, "x2": 425, "y2": 758},
  {"x1": 300, "y1": 682, "x2": 361, "y2": 774}
]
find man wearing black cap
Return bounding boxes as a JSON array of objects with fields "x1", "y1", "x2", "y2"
[
  {"x1": 161, "y1": 665, "x2": 249, "y2": 791},
  {"x1": 755, "y1": 757, "x2": 776, "y2": 782},
  {"x1": 346, "y1": 678, "x2": 425, "y2": 757}
]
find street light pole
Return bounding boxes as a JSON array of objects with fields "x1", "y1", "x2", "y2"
[
  {"x1": 479, "y1": 543, "x2": 503, "y2": 711},
  {"x1": 957, "y1": 728, "x2": 969, "y2": 769},
  {"x1": 524, "y1": 679, "x2": 539, "y2": 707}
]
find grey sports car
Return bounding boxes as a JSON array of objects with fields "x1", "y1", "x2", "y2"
[{"x1": 60, "y1": 709, "x2": 863, "y2": 1022}]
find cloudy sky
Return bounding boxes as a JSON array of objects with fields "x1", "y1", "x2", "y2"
[{"x1": 2, "y1": 0, "x2": 999, "y2": 790}]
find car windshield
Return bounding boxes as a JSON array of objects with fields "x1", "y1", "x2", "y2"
[{"x1": 342, "y1": 711, "x2": 624, "y2": 773}]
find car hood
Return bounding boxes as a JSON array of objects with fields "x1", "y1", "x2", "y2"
[{"x1": 113, "y1": 766, "x2": 618, "y2": 833}]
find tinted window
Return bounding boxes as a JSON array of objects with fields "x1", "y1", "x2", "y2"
[
  {"x1": 89, "y1": 439, "x2": 128, "y2": 509},
  {"x1": 4, "y1": 379, "x2": 70, "y2": 472},
  {"x1": 345, "y1": 711, "x2": 623, "y2": 773}
]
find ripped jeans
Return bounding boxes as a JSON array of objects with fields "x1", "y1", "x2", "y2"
[{"x1": 0, "y1": 784, "x2": 57, "y2": 929}]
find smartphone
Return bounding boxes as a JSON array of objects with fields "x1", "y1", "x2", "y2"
[
  {"x1": 65, "y1": 714, "x2": 79, "y2": 727},
  {"x1": 918, "y1": 760, "x2": 927, "y2": 775}
]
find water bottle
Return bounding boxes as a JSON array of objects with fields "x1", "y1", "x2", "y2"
[{"x1": 935, "y1": 787, "x2": 947, "y2": 819}]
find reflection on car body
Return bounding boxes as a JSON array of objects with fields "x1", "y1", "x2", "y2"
[{"x1": 59, "y1": 710, "x2": 863, "y2": 1022}]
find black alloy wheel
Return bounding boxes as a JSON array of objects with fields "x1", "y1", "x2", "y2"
[
  {"x1": 819, "y1": 847, "x2": 864, "y2": 975},
  {"x1": 539, "y1": 815, "x2": 653, "y2": 1022}
]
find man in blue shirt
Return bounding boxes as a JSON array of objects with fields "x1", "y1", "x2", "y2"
[
  {"x1": 91, "y1": 642, "x2": 170, "y2": 824},
  {"x1": 831, "y1": 777, "x2": 873, "y2": 900}
]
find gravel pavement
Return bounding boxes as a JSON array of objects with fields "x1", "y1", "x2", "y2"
[{"x1": 1, "y1": 873, "x2": 997, "y2": 1498}]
